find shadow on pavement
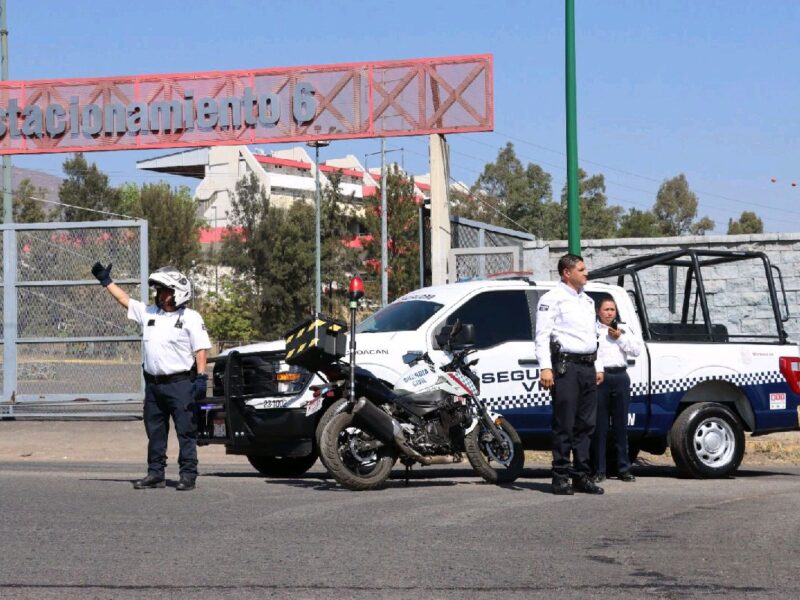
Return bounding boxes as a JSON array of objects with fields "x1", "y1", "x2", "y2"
[{"x1": 79, "y1": 477, "x2": 183, "y2": 489}]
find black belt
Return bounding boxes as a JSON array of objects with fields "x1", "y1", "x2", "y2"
[
  {"x1": 561, "y1": 352, "x2": 597, "y2": 364},
  {"x1": 144, "y1": 371, "x2": 192, "y2": 385},
  {"x1": 604, "y1": 366, "x2": 627, "y2": 374}
]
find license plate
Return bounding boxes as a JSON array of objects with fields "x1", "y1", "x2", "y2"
[
  {"x1": 212, "y1": 421, "x2": 226, "y2": 438},
  {"x1": 306, "y1": 396, "x2": 323, "y2": 416},
  {"x1": 261, "y1": 399, "x2": 286, "y2": 409}
]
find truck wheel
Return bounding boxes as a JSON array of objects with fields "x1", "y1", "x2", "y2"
[
  {"x1": 319, "y1": 411, "x2": 396, "y2": 491},
  {"x1": 668, "y1": 402, "x2": 745, "y2": 479},
  {"x1": 246, "y1": 453, "x2": 318, "y2": 478}
]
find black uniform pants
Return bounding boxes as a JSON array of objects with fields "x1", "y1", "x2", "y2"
[
  {"x1": 143, "y1": 379, "x2": 198, "y2": 480},
  {"x1": 591, "y1": 370, "x2": 632, "y2": 476},
  {"x1": 551, "y1": 362, "x2": 597, "y2": 481}
]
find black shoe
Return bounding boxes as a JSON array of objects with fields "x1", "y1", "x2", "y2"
[
  {"x1": 619, "y1": 472, "x2": 636, "y2": 482},
  {"x1": 176, "y1": 477, "x2": 196, "y2": 491},
  {"x1": 133, "y1": 474, "x2": 165, "y2": 489},
  {"x1": 573, "y1": 476, "x2": 604, "y2": 495},
  {"x1": 551, "y1": 479, "x2": 574, "y2": 495},
  {"x1": 593, "y1": 473, "x2": 606, "y2": 483}
]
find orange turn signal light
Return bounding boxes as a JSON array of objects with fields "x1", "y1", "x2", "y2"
[{"x1": 276, "y1": 372, "x2": 302, "y2": 382}]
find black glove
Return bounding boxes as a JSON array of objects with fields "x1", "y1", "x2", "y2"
[
  {"x1": 91, "y1": 262, "x2": 113, "y2": 287},
  {"x1": 192, "y1": 374, "x2": 208, "y2": 400}
]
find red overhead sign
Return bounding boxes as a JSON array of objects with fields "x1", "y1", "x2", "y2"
[{"x1": 0, "y1": 54, "x2": 493, "y2": 155}]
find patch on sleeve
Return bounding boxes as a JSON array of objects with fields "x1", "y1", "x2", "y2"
[
  {"x1": 201, "y1": 324, "x2": 207, "y2": 331},
  {"x1": 538, "y1": 304, "x2": 550, "y2": 311}
]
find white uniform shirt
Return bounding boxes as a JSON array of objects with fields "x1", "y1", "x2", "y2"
[
  {"x1": 534, "y1": 282, "x2": 602, "y2": 372},
  {"x1": 596, "y1": 322, "x2": 642, "y2": 369},
  {"x1": 128, "y1": 299, "x2": 212, "y2": 376}
]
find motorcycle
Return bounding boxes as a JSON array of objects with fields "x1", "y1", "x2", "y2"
[{"x1": 315, "y1": 319, "x2": 525, "y2": 491}]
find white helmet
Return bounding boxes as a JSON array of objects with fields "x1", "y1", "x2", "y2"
[{"x1": 148, "y1": 266, "x2": 192, "y2": 308}]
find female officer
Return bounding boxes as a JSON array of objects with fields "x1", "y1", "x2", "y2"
[
  {"x1": 592, "y1": 294, "x2": 641, "y2": 483},
  {"x1": 92, "y1": 262, "x2": 211, "y2": 491}
]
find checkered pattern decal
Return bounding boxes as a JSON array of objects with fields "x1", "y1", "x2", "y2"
[{"x1": 483, "y1": 370, "x2": 786, "y2": 412}]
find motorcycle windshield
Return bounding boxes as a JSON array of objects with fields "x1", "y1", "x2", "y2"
[{"x1": 356, "y1": 300, "x2": 443, "y2": 334}]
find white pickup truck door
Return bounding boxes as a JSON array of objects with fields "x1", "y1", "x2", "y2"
[{"x1": 428, "y1": 288, "x2": 548, "y2": 436}]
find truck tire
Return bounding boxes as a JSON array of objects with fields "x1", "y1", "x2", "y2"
[
  {"x1": 668, "y1": 402, "x2": 745, "y2": 479},
  {"x1": 246, "y1": 453, "x2": 318, "y2": 478}
]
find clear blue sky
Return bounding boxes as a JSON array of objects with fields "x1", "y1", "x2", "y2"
[{"x1": 7, "y1": 0, "x2": 800, "y2": 233}]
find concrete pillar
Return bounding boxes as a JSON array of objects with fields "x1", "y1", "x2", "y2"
[{"x1": 429, "y1": 134, "x2": 451, "y2": 285}]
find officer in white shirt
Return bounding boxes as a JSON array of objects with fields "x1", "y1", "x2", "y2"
[
  {"x1": 535, "y1": 254, "x2": 605, "y2": 495},
  {"x1": 92, "y1": 262, "x2": 212, "y2": 491},
  {"x1": 592, "y1": 294, "x2": 642, "y2": 483}
]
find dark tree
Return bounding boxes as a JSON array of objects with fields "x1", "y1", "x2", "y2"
[
  {"x1": 727, "y1": 211, "x2": 764, "y2": 235},
  {"x1": 58, "y1": 153, "x2": 122, "y2": 221},
  {"x1": 362, "y1": 165, "x2": 421, "y2": 301},
  {"x1": 220, "y1": 172, "x2": 316, "y2": 339}
]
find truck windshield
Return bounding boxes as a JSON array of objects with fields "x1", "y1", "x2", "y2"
[{"x1": 357, "y1": 300, "x2": 444, "y2": 333}]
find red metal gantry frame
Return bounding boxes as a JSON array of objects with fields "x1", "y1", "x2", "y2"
[{"x1": 0, "y1": 54, "x2": 494, "y2": 155}]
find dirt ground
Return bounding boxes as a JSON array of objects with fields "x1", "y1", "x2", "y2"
[
  {"x1": 0, "y1": 419, "x2": 798, "y2": 467},
  {"x1": 0, "y1": 420, "x2": 246, "y2": 465}
]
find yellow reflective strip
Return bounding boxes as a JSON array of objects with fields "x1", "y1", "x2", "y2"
[
  {"x1": 286, "y1": 348, "x2": 295, "y2": 358},
  {"x1": 286, "y1": 333, "x2": 295, "y2": 343},
  {"x1": 298, "y1": 343, "x2": 307, "y2": 353},
  {"x1": 329, "y1": 324, "x2": 342, "y2": 332}
]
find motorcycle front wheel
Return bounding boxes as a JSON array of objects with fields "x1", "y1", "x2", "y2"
[
  {"x1": 319, "y1": 411, "x2": 397, "y2": 491},
  {"x1": 465, "y1": 416, "x2": 524, "y2": 484}
]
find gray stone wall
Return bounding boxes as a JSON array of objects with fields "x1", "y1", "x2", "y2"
[{"x1": 522, "y1": 233, "x2": 800, "y2": 342}]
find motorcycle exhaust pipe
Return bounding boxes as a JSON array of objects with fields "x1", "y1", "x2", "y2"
[
  {"x1": 352, "y1": 398, "x2": 432, "y2": 465},
  {"x1": 352, "y1": 397, "x2": 396, "y2": 444}
]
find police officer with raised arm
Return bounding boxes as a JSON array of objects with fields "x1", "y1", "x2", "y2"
[
  {"x1": 535, "y1": 253, "x2": 605, "y2": 495},
  {"x1": 91, "y1": 262, "x2": 212, "y2": 491}
]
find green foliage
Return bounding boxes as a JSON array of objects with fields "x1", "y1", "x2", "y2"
[
  {"x1": 126, "y1": 182, "x2": 204, "y2": 274},
  {"x1": 617, "y1": 208, "x2": 661, "y2": 238},
  {"x1": 558, "y1": 169, "x2": 621, "y2": 239},
  {"x1": 203, "y1": 277, "x2": 259, "y2": 344},
  {"x1": 13, "y1": 179, "x2": 48, "y2": 223},
  {"x1": 58, "y1": 153, "x2": 122, "y2": 221},
  {"x1": 653, "y1": 174, "x2": 714, "y2": 236},
  {"x1": 458, "y1": 143, "x2": 554, "y2": 238},
  {"x1": 727, "y1": 211, "x2": 764, "y2": 235},
  {"x1": 362, "y1": 165, "x2": 421, "y2": 301},
  {"x1": 220, "y1": 172, "x2": 316, "y2": 339},
  {"x1": 321, "y1": 171, "x2": 363, "y2": 310}
]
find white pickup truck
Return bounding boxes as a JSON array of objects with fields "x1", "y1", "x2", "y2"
[{"x1": 198, "y1": 249, "x2": 800, "y2": 479}]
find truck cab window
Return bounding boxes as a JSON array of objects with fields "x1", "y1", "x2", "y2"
[{"x1": 439, "y1": 290, "x2": 533, "y2": 350}]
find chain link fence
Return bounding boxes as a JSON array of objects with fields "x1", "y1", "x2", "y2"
[
  {"x1": 449, "y1": 216, "x2": 535, "y2": 281},
  {"x1": 1, "y1": 221, "x2": 147, "y2": 418}
]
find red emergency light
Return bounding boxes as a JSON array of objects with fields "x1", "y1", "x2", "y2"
[{"x1": 348, "y1": 276, "x2": 364, "y2": 302}]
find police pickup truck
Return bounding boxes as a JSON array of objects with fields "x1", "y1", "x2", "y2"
[{"x1": 198, "y1": 249, "x2": 800, "y2": 479}]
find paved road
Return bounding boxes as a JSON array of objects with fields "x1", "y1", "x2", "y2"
[{"x1": 1, "y1": 461, "x2": 799, "y2": 599}]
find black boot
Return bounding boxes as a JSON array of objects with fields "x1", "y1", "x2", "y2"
[
  {"x1": 133, "y1": 474, "x2": 165, "y2": 489},
  {"x1": 551, "y1": 478, "x2": 574, "y2": 495},
  {"x1": 573, "y1": 476, "x2": 604, "y2": 495},
  {"x1": 176, "y1": 477, "x2": 196, "y2": 491}
]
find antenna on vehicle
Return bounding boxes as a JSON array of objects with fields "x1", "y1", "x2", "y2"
[{"x1": 347, "y1": 276, "x2": 365, "y2": 405}]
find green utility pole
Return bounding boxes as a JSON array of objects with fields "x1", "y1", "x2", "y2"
[
  {"x1": 565, "y1": 0, "x2": 580, "y2": 254},
  {"x1": 0, "y1": 0, "x2": 11, "y2": 225}
]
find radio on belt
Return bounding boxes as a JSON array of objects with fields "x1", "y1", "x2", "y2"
[{"x1": 284, "y1": 313, "x2": 347, "y2": 370}]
